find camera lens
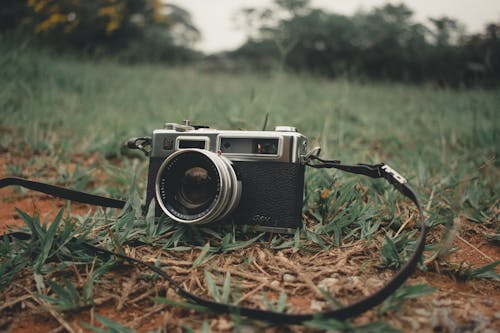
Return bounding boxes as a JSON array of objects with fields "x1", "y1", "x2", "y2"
[{"x1": 155, "y1": 149, "x2": 241, "y2": 224}]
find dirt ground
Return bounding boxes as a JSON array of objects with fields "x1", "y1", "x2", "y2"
[{"x1": 1, "y1": 152, "x2": 499, "y2": 333}]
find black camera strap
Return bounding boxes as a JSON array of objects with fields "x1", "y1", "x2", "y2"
[
  {"x1": 0, "y1": 159, "x2": 427, "y2": 325},
  {"x1": 0, "y1": 177, "x2": 126, "y2": 208}
]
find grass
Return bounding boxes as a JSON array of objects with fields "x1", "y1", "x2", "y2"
[
  {"x1": 0, "y1": 41, "x2": 499, "y2": 332},
  {"x1": 1, "y1": 41, "x2": 498, "y2": 219}
]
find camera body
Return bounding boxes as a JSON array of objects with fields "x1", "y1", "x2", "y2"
[{"x1": 145, "y1": 121, "x2": 308, "y2": 231}]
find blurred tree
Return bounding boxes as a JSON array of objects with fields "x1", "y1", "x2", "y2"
[
  {"x1": 1, "y1": 0, "x2": 200, "y2": 62},
  {"x1": 429, "y1": 17, "x2": 466, "y2": 46},
  {"x1": 425, "y1": 17, "x2": 465, "y2": 84},
  {"x1": 352, "y1": 4, "x2": 428, "y2": 80},
  {"x1": 274, "y1": 0, "x2": 310, "y2": 17},
  {"x1": 234, "y1": 0, "x2": 313, "y2": 70},
  {"x1": 462, "y1": 22, "x2": 500, "y2": 86},
  {"x1": 277, "y1": 10, "x2": 358, "y2": 74},
  {"x1": 231, "y1": 1, "x2": 500, "y2": 85}
]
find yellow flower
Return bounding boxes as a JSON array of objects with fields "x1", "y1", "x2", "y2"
[
  {"x1": 98, "y1": 3, "x2": 124, "y2": 34},
  {"x1": 98, "y1": 6, "x2": 117, "y2": 17},
  {"x1": 29, "y1": 0, "x2": 48, "y2": 13},
  {"x1": 34, "y1": 13, "x2": 67, "y2": 33},
  {"x1": 320, "y1": 189, "x2": 331, "y2": 199}
]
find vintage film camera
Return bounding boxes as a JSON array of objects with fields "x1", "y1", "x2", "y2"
[{"x1": 138, "y1": 120, "x2": 308, "y2": 232}]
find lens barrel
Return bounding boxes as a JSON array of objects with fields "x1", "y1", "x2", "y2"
[{"x1": 155, "y1": 149, "x2": 241, "y2": 224}]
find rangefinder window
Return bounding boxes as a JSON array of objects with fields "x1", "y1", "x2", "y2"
[{"x1": 220, "y1": 138, "x2": 280, "y2": 155}]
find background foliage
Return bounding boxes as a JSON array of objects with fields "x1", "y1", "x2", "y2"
[
  {"x1": 1, "y1": 0, "x2": 201, "y2": 63},
  {"x1": 2, "y1": 0, "x2": 500, "y2": 85},
  {"x1": 230, "y1": 1, "x2": 500, "y2": 86}
]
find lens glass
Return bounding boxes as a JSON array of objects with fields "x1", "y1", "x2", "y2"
[
  {"x1": 178, "y1": 167, "x2": 216, "y2": 209},
  {"x1": 157, "y1": 151, "x2": 220, "y2": 219}
]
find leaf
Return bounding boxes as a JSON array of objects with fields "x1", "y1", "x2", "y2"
[
  {"x1": 63, "y1": 278, "x2": 80, "y2": 305},
  {"x1": 201, "y1": 320, "x2": 210, "y2": 333},
  {"x1": 380, "y1": 234, "x2": 401, "y2": 268},
  {"x1": 39, "y1": 208, "x2": 64, "y2": 268},
  {"x1": 305, "y1": 319, "x2": 402, "y2": 333},
  {"x1": 46, "y1": 278, "x2": 84, "y2": 310},
  {"x1": 276, "y1": 292, "x2": 288, "y2": 312},
  {"x1": 81, "y1": 314, "x2": 134, "y2": 333},
  {"x1": 305, "y1": 230, "x2": 328, "y2": 249},
  {"x1": 193, "y1": 243, "x2": 215, "y2": 268},
  {"x1": 200, "y1": 227, "x2": 223, "y2": 240},
  {"x1": 145, "y1": 198, "x2": 157, "y2": 239},
  {"x1": 0, "y1": 258, "x2": 26, "y2": 291},
  {"x1": 163, "y1": 226, "x2": 188, "y2": 249},
  {"x1": 0, "y1": 234, "x2": 12, "y2": 255},
  {"x1": 83, "y1": 260, "x2": 114, "y2": 302},
  {"x1": 16, "y1": 208, "x2": 43, "y2": 239},
  {"x1": 221, "y1": 232, "x2": 265, "y2": 252},
  {"x1": 221, "y1": 232, "x2": 232, "y2": 249},
  {"x1": 304, "y1": 318, "x2": 350, "y2": 331},
  {"x1": 153, "y1": 297, "x2": 210, "y2": 312},
  {"x1": 181, "y1": 324, "x2": 196, "y2": 333},
  {"x1": 34, "y1": 272, "x2": 45, "y2": 293},
  {"x1": 380, "y1": 283, "x2": 435, "y2": 314},
  {"x1": 205, "y1": 271, "x2": 221, "y2": 302},
  {"x1": 465, "y1": 261, "x2": 500, "y2": 281},
  {"x1": 293, "y1": 228, "x2": 301, "y2": 252},
  {"x1": 221, "y1": 272, "x2": 232, "y2": 303}
]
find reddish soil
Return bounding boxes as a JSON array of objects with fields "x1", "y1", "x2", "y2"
[
  {"x1": 0, "y1": 188, "x2": 96, "y2": 233},
  {"x1": 448, "y1": 217, "x2": 500, "y2": 270},
  {"x1": 0, "y1": 151, "x2": 101, "y2": 232}
]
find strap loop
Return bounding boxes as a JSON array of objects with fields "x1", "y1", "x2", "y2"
[{"x1": 126, "y1": 136, "x2": 152, "y2": 156}]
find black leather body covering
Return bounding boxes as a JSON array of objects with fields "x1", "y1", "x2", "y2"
[{"x1": 145, "y1": 157, "x2": 304, "y2": 229}]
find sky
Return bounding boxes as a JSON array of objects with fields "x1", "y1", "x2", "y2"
[{"x1": 171, "y1": 0, "x2": 500, "y2": 53}]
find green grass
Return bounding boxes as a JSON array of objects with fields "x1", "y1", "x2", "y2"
[
  {"x1": 1, "y1": 42, "x2": 498, "y2": 211},
  {"x1": 0, "y1": 42, "x2": 499, "y2": 332},
  {"x1": 1, "y1": 40, "x2": 498, "y2": 267},
  {"x1": 2, "y1": 42, "x2": 498, "y2": 163}
]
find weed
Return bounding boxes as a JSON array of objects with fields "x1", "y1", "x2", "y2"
[
  {"x1": 205, "y1": 270, "x2": 222, "y2": 302},
  {"x1": 455, "y1": 261, "x2": 500, "y2": 281},
  {"x1": 0, "y1": 240, "x2": 28, "y2": 291},
  {"x1": 379, "y1": 283, "x2": 435, "y2": 314},
  {"x1": 380, "y1": 231, "x2": 419, "y2": 269},
  {"x1": 193, "y1": 243, "x2": 215, "y2": 268},
  {"x1": 6, "y1": 165, "x2": 23, "y2": 177},
  {"x1": 56, "y1": 164, "x2": 94, "y2": 191},
  {"x1": 220, "y1": 231, "x2": 265, "y2": 252},
  {"x1": 36, "y1": 278, "x2": 91, "y2": 312},
  {"x1": 81, "y1": 314, "x2": 135, "y2": 333},
  {"x1": 305, "y1": 318, "x2": 401, "y2": 332}
]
